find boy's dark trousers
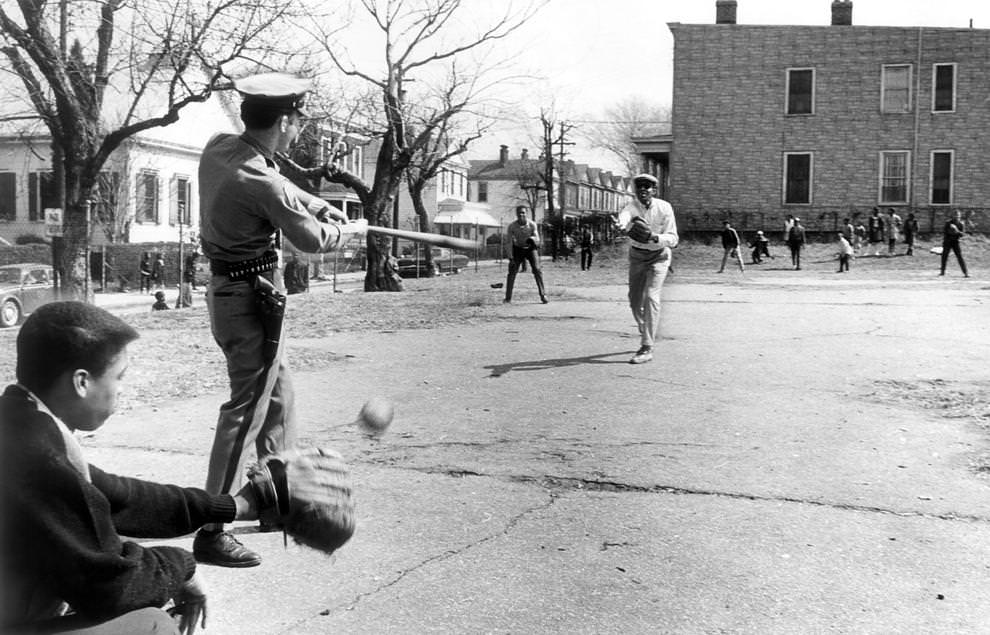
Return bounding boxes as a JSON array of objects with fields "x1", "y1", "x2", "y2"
[{"x1": 838, "y1": 254, "x2": 850, "y2": 272}]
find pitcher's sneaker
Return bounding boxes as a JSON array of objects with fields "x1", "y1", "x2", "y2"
[{"x1": 629, "y1": 346, "x2": 653, "y2": 365}]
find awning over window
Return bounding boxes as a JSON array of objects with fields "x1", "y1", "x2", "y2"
[{"x1": 434, "y1": 199, "x2": 500, "y2": 227}]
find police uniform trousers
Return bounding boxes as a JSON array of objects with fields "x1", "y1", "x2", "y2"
[
  {"x1": 204, "y1": 272, "x2": 296, "y2": 496},
  {"x1": 628, "y1": 245, "x2": 670, "y2": 349}
]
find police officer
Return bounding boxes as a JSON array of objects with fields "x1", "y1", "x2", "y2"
[{"x1": 194, "y1": 73, "x2": 363, "y2": 567}]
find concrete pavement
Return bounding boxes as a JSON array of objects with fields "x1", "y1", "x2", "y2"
[{"x1": 82, "y1": 270, "x2": 990, "y2": 634}]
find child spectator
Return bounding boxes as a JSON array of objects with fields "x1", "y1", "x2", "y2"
[
  {"x1": 836, "y1": 232, "x2": 854, "y2": 273},
  {"x1": 749, "y1": 230, "x2": 773, "y2": 264},
  {"x1": 151, "y1": 290, "x2": 170, "y2": 311}
]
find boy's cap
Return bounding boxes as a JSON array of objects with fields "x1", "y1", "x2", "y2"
[{"x1": 234, "y1": 73, "x2": 311, "y2": 116}]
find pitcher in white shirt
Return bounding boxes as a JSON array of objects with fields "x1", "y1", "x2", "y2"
[{"x1": 614, "y1": 174, "x2": 679, "y2": 364}]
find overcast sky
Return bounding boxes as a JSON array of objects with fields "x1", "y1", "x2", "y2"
[{"x1": 469, "y1": 0, "x2": 990, "y2": 171}]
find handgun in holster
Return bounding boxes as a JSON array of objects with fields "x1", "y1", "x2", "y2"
[{"x1": 252, "y1": 275, "x2": 286, "y2": 364}]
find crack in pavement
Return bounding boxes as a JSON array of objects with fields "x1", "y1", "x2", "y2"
[
  {"x1": 399, "y1": 466, "x2": 990, "y2": 525},
  {"x1": 281, "y1": 490, "x2": 558, "y2": 633}
]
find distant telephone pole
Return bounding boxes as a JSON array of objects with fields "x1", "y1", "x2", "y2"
[
  {"x1": 555, "y1": 120, "x2": 575, "y2": 217},
  {"x1": 539, "y1": 111, "x2": 575, "y2": 260}
]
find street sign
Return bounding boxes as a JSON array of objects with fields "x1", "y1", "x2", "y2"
[{"x1": 44, "y1": 208, "x2": 63, "y2": 237}]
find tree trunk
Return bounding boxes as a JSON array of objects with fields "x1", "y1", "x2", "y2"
[{"x1": 362, "y1": 200, "x2": 403, "y2": 292}]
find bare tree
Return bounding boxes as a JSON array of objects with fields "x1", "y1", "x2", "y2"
[
  {"x1": 403, "y1": 76, "x2": 490, "y2": 275},
  {"x1": 300, "y1": 0, "x2": 543, "y2": 292},
  {"x1": 0, "y1": 0, "x2": 306, "y2": 294},
  {"x1": 581, "y1": 97, "x2": 670, "y2": 176}
]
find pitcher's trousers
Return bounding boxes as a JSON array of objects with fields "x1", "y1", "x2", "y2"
[
  {"x1": 628, "y1": 246, "x2": 670, "y2": 349},
  {"x1": 205, "y1": 273, "x2": 296, "y2": 498}
]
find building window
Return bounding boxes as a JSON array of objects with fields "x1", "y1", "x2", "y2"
[
  {"x1": 170, "y1": 176, "x2": 192, "y2": 225},
  {"x1": 879, "y1": 151, "x2": 910, "y2": 204},
  {"x1": 136, "y1": 170, "x2": 159, "y2": 223},
  {"x1": 783, "y1": 153, "x2": 812, "y2": 204},
  {"x1": 92, "y1": 172, "x2": 120, "y2": 221},
  {"x1": 930, "y1": 151, "x2": 953, "y2": 204},
  {"x1": 349, "y1": 145, "x2": 363, "y2": 178},
  {"x1": 28, "y1": 172, "x2": 58, "y2": 222},
  {"x1": 0, "y1": 172, "x2": 15, "y2": 221},
  {"x1": 786, "y1": 68, "x2": 814, "y2": 115},
  {"x1": 881, "y1": 64, "x2": 912, "y2": 114},
  {"x1": 477, "y1": 181, "x2": 488, "y2": 203},
  {"x1": 932, "y1": 63, "x2": 956, "y2": 112}
]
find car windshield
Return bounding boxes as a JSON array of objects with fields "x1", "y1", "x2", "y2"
[{"x1": 0, "y1": 269, "x2": 21, "y2": 284}]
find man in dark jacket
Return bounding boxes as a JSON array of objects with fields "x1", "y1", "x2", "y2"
[
  {"x1": 787, "y1": 217, "x2": 807, "y2": 270},
  {"x1": 939, "y1": 210, "x2": 969, "y2": 277},
  {"x1": 0, "y1": 302, "x2": 268, "y2": 634}
]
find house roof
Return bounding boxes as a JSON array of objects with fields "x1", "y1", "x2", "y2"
[{"x1": 468, "y1": 158, "x2": 545, "y2": 181}]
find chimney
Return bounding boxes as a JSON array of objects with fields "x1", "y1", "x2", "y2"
[
  {"x1": 521, "y1": 148, "x2": 528, "y2": 160},
  {"x1": 499, "y1": 145, "x2": 509, "y2": 165},
  {"x1": 831, "y1": 0, "x2": 852, "y2": 26},
  {"x1": 715, "y1": 0, "x2": 737, "y2": 25}
]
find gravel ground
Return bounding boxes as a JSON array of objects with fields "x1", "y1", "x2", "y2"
[{"x1": 1, "y1": 236, "x2": 986, "y2": 417}]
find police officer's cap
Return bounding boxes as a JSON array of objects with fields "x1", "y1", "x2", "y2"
[
  {"x1": 234, "y1": 73, "x2": 311, "y2": 116},
  {"x1": 632, "y1": 173, "x2": 658, "y2": 187}
]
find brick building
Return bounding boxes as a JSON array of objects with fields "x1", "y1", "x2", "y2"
[{"x1": 666, "y1": 0, "x2": 990, "y2": 236}]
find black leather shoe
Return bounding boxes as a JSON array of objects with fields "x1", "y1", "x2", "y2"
[{"x1": 193, "y1": 530, "x2": 262, "y2": 568}]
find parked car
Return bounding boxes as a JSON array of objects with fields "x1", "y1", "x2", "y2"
[
  {"x1": 0, "y1": 263, "x2": 58, "y2": 327},
  {"x1": 396, "y1": 247, "x2": 469, "y2": 278}
]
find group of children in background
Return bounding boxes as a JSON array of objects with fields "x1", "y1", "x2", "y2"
[{"x1": 745, "y1": 208, "x2": 926, "y2": 274}]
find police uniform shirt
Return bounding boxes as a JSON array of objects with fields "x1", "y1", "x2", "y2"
[{"x1": 198, "y1": 132, "x2": 335, "y2": 263}]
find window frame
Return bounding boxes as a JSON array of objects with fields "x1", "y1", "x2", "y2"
[
  {"x1": 170, "y1": 175, "x2": 192, "y2": 226},
  {"x1": 136, "y1": 170, "x2": 160, "y2": 224},
  {"x1": 785, "y1": 67, "x2": 815, "y2": 115},
  {"x1": 782, "y1": 152, "x2": 813, "y2": 205},
  {"x1": 0, "y1": 172, "x2": 15, "y2": 221},
  {"x1": 878, "y1": 150, "x2": 911, "y2": 204},
  {"x1": 881, "y1": 64, "x2": 913, "y2": 114},
  {"x1": 477, "y1": 181, "x2": 488, "y2": 203},
  {"x1": 28, "y1": 171, "x2": 58, "y2": 222},
  {"x1": 932, "y1": 63, "x2": 956, "y2": 113},
  {"x1": 929, "y1": 150, "x2": 953, "y2": 205}
]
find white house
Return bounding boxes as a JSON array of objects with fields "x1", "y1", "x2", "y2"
[{"x1": 0, "y1": 85, "x2": 240, "y2": 247}]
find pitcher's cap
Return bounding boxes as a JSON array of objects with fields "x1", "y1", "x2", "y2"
[{"x1": 234, "y1": 73, "x2": 311, "y2": 116}]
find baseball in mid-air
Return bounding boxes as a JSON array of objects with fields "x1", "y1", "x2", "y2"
[{"x1": 357, "y1": 398, "x2": 394, "y2": 435}]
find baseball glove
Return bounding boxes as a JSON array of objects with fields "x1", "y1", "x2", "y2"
[
  {"x1": 626, "y1": 217, "x2": 654, "y2": 243},
  {"x1": 525, "y1": 237, "x2": 537, "y2": 250},
  {"x1": 248, "y1": 447, "x2": 355, "y2": 555}
]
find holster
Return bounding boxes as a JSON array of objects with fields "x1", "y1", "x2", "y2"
[{"x1": 252, "y1": 275, "x2": 286, "y2": 364}]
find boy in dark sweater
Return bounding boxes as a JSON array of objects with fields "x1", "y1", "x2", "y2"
[{"x1": 0, "y1": 302, "x2": 299, "y2": 634}]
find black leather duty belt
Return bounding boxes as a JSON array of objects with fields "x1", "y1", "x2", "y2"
[{"x1": 210, "y1": 251, "x2": 278, "y2": 281}]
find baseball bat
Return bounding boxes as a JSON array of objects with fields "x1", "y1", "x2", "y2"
[{"x1": 364, "y1": 225, "x2": 475, "y2": 251}]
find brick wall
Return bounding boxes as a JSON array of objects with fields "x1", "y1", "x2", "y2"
[{"x1": 668, "y1": 23, "x2": 990, "y2": 233}]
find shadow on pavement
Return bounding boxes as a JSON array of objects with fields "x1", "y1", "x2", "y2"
[{"x1": 485, "y1": 351, "x2": 632, "y2": 377}]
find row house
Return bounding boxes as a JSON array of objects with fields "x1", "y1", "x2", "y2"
[
  {"x1": 468, "y1": 145, "x2": 633, "y2": 242},
  {"x1": 310, "y1": 130, "x2": 478, "y2": 251},
  {"x1": 557, "y1": 161, "x2": 633, "y2": 236},
  {"x1": 654, "y1": 0, "x2": 990, "y2": 235}
]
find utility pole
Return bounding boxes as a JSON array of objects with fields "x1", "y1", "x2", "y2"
[{"x1": 541, "y1": 116, "x2": 574, "y2": 261}]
